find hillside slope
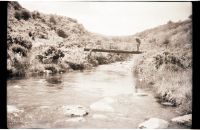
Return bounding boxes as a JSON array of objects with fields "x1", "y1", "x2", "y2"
[
  {"x1": 133, "y1": 19, "x2": 192, "y2": 115},
  {"x1": 7, "y1": 2, "x2": 131, "y2": 77}
]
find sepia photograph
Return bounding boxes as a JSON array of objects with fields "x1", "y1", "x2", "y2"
[{"x1": 7, "y1": 1, "x2": 192, "y2": 128}]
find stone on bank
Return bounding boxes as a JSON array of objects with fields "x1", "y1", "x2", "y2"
[{"x1": 138, "y1": 118, "x2": 169, "y2": 129}]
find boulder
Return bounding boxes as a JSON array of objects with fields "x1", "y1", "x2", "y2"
[
  {"x1": 138, "y1": 118, "x2": 169, "y2": 129},
  {"x1": 61, "y1": 105, "x2": 89, "y2": 117},
  {"x1": 171, "y1": 114, "x2": 192, "y2": 126}
]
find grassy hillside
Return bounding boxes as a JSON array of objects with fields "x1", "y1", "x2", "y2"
[
  {"x1": 7, "y1": 2, "x2": 131, "y2": 77},
  {"x1": 133, "y1": 19, "x2": 192, "y2": 115}
]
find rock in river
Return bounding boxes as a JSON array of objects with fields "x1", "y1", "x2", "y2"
[
  {"x1": 61, "y1": 105, "x2": 89, "y2": 117},
  {"x1": 171, "y1": 114, "x2": 192, "y2": 126},
  {"x1": 138, "y1": 118, "x2": 169, "y2": 129}
]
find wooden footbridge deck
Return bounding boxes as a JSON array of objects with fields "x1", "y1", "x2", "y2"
[{"x1": 84, "y1": 48, "x2": 142, "y2": 54}]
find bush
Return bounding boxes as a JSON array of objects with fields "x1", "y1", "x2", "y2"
[
  {"x1": 35, "y1": 54, "x2": 44, "y2": 62},
  {"x1": 95, "y1": 56, "x2": 109, "y2": 65},
  {"x1": 153, "y1": 52, "x2": 185, "y2": 70},
  {"x1": 57, "y1": 29, "x2": 68, "y2": 38},
  {"x1": 65, "y1": 61, "x2": 84, "y2": 70},
  {"x1": 11, "y1": 44, "x2": 28, "y2": 57},
  {"x1": 14, "y1": 11, "x2": 21, "y2": 20},
  {"x1": 14, "y1": 9, "x2": 31, "y2": 21},
  {"x1": 50, "y1": 16, "x2": 56, "y2": 24},
  {"x1": 21, "y1": 9, "x2": 31, "y2": 20},
  {"x1": 41, "y1": 18, "x2": 46, "y2": 23},
  {"x1": 32, "y1": 11, "x2": 40, "y2": 19},
  {"x1": 8, "y1": 55, "x2": 30, "y2": 77},
  {"x1": 7, "y1": 35, "x2": 32, "y2": 49},
  {"x1": 41, "y1": 46, "x2": 65, "y2": 64}
]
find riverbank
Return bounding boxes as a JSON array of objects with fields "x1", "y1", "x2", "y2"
[{"x1": 132, "y1": 19, "x2": 192, "y2": 119}]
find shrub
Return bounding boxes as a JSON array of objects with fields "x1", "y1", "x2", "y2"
[
  {"x1": 35, "y1": 54, "x2": 44, "y2": 62},
  {"x1": 41, "y1": 46, "x2": 65, "y2": 64},
  {"x1": 32, "y1": 11, "x2": 40, "y2": 19},
  {"x1": 57, "y1": 29, "x2": 68, "y2": 38},
  {"x1": 50, "y1": 16, "x2": 56, "y2": 24},
  {"x1": 14, "y1": 11, "x2": 21, "y2": 20},
  {"x1": 41, "y1": 18, "x2": 46, "y2": 23},
  {"x1": 7, "y1": 35, "x2": 32, "y2": 49},
  {"x1": 11, "y1": 44, "x2": 28, "y2": 57},
  {"x1": 8, "y1": 55, "x2": 30, "y2": 77},
  {"x1": 17, "y1": 38, "x2": 32, "y2": 49},
  {"x1": 153, "y1": 52, "x2": 185, "y2": 70},
  {"x1": 95, "y1": 56, "x2": 109, "y2": 65},
  {"x1": 14, "y1": 9, "x2": 31, "y2": 21},
  {"x1": 65, "y1": 61, "x2": 84, "y2": 70},
  {"x1": 21, "y1": 9, "x2": 31, "y2": 20}
]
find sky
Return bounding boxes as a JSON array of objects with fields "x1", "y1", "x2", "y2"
[{"x1": 19, "y1": 1, "x2": 192, "y2": 36}]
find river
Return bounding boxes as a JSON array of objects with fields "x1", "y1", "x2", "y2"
[{"x1": 7, "y1": 59, "x2": 185, "y2": 128}]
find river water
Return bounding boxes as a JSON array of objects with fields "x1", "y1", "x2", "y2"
[{"x1": 7, "y1": 59, "x2": 185, "y2": 128}]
